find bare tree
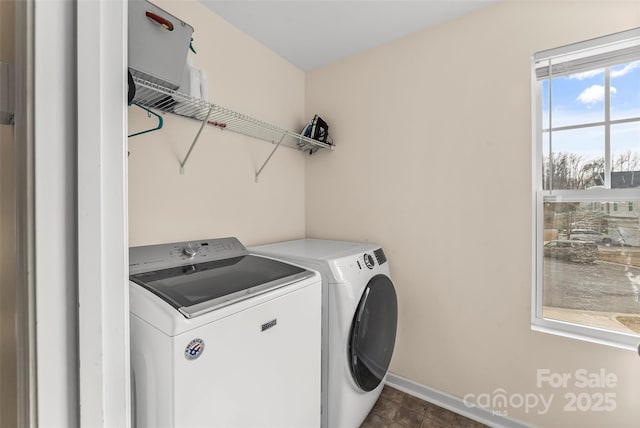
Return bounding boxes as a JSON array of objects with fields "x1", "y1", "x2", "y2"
[
  {"x1": 544, "y1": 153, "x2": 604, "y2": 190},
  {"x1": 579, "y1": 157, "x2": 605, "y2": 188},
  {"x1": 612, "y1": 150, "x2": 640, "y2": 172},
  {"x1": 545, "y1": 151, "x2": 640, "y2": 189}
]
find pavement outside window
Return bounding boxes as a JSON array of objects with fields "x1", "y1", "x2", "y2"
[{"x1": 543, "y1": 245, "x2": 640, "y2": 336}]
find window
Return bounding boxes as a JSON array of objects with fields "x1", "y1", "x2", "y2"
[{"x1": 533, "y1": 28, "x2": 640, "y2": 350}]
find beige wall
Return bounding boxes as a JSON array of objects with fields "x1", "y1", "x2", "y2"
[
  {"x1": 128, "y1": 1, "x2": 308, "y2": 247},
  {"x1": 306, "y1": 1, "x2": 640, "y2": 426},
  {"x1": 0, "y1": 1, "x2": 16, "y2": 427}
]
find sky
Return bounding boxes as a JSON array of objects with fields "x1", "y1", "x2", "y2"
[{"x1": 542, "y1": 60, "x2": 640, "y2": 166}]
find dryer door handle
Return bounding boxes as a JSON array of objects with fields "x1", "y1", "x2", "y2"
[
  {"x1": 350, "y1": 287, "x2": 370, "y2": 366},
  {"x1": 355, "y1": 287, "x2": 371, "y2": 324}
]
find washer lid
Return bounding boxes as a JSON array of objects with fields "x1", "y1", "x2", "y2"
[{"x1": 130, "y1": 254, "x2": 313, "y2": 318}]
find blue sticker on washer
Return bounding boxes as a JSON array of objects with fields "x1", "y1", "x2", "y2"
[{"x1": 184, "y1": 338, "x2": 205, "y2": 360}]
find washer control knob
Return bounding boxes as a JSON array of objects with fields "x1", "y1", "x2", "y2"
[
  {"x1": 364, "y1": 253, "x2": 375, "y2": 269},
  {"x1": 182, "y1": 244, "x2": 197, "y2": 259}
]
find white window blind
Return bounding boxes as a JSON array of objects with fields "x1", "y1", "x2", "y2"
[{"x1": 535, "y1": 28, "x2": 640, "y2": 79}]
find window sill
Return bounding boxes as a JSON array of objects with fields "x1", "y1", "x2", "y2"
[{"x1": 531, "y1": 316, "x2": 639, "y2": 352}]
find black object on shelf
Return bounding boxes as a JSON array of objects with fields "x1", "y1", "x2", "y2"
[
  {"x1": 299, "y1": 115, "x2": 330, "y2": 154},
  {"x1": 128, "y1": 70, "x2": 136, "y2": 104}
]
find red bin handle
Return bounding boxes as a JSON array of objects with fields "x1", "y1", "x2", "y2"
[{"x1": 145, "y1": 11, "x2": 174, "y2": 31}]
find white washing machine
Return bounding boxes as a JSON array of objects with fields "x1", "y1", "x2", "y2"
[
  {"x1": 250, "y1": 239, "x2": 398, "y2": 428},
  {"x1": 129, "y1": 237, "x2": 321, "y2": 428}
]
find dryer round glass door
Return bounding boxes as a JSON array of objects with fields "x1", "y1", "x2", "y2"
[{"x1": 348, "y1": 274, "x2": 398, "y2": 392}]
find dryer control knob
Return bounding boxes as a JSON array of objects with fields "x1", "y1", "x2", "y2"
[
  {"x1": 182, "y1": 244, "x2": 197, "y2": 258},
  {"x1": 364, "y1": 253, "x2": 375, "y2": 269}
]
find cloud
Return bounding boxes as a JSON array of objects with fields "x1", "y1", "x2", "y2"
[
  {"x1": 570, "y1": 69, "x2": 603, "y2": 80},
  {"x1": 576, "y1": 84, "x2": 617, "y2": 105},
  {"x1": 569, "y1": 61, "x2": 640, "y2": 80},
  {"x1": 611, "y1": 61, "x2": 640, "y2": 78}
]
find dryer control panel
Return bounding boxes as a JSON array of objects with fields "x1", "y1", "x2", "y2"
[
  {"x1": 359, "y1": 248, "x2": 387, "y2": 270},
  {"x1": 330, "y1": 248, "x2": 388, "y2": 282},
  {"x1": 373, "y1": 248, "x2": 387, "y2": 265},
  {"x1": 363, "y1": 253, "x2": 375, "y2": 269}
]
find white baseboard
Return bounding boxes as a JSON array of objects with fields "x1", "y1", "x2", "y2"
[{"x1": 385, "y1": 372, "x2": 531, "y2": 428}]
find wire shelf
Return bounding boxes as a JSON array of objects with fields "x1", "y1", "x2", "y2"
[{"x1": 131, "y1": 76, "x2": 334, "y2": 153}]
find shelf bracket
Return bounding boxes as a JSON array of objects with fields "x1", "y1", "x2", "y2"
[
  {"x1": 255, "y1": 133, "x2": 286, "y2": 182},
  {"x1": 179, "y1": 105, "x2": 214, "y2": 174}
]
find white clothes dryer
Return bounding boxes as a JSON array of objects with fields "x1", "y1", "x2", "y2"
[
  {"x1": 129, "y1": 237, "x2": 321, "y2": 428},
  {"x1": 251, "y1": 239, "x2": 398, "y2": 428}
]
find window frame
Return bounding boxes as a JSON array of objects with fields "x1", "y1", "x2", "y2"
[{"x1": 531, "y1": 29, "x2": 640, "y2": 351}]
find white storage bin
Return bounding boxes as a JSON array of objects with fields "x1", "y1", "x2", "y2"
[{"x1": 128, "y1": 0, "x2": 194, "y2": 89}]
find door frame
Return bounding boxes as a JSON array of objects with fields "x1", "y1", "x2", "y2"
[{"x1": 14, "y1": 0, "x2": 130, "y2": 426}]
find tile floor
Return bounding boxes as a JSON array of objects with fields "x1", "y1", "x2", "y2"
[{"x1": 360, "y1": 386, "x2": 488, "y2": 428}]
